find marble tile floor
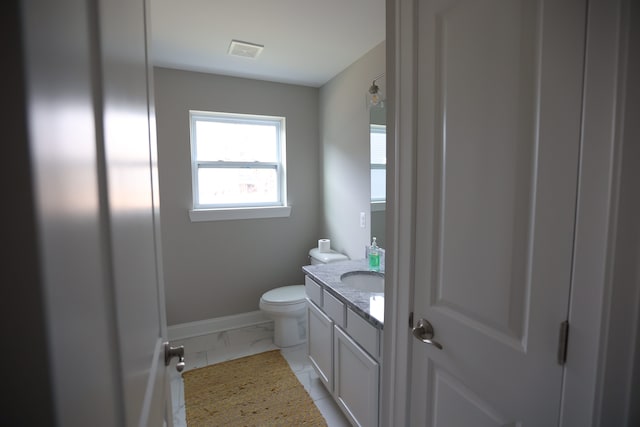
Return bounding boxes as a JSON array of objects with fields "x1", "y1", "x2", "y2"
[{"x1": 169, "y1": 322, "x2": 351, "y2": 427}]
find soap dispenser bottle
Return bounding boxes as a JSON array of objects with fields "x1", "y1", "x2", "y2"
[{"x1": 369, "y1": 237, "x2": 380, "y2": 272}]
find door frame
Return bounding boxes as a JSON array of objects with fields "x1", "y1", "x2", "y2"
[{"x1": 380, "y1": 0, "x2": 638, "y2": 425}]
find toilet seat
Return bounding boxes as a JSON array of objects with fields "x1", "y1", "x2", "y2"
[{"x1": 260, "y1": 285, "x2": 305, "y2": 306}]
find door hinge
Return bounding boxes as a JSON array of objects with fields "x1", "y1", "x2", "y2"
[
  {"x1": 409, "y1": 311, "x2": 414, "y2": 328},
  {"x1": 558, "y1": 320, "x2": 569, "y2": 365}
]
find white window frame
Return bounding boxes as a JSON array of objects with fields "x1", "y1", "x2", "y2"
[
  {"x1": 370, "y1": 123, "x2": 387, "y2": 204},
  {"x1": 188, "y1": 110, "x2": 291, "y2": 222}
]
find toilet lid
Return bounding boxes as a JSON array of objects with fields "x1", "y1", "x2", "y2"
[{"x1": 261, "y1": 285, "x2": 306, "y2": 305}]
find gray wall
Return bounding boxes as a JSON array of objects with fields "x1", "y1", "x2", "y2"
[
  {"x1": 154, "y1": 68, "x2": 320, "y2": 325},
  {"x1": 319, "y1": 41, "x2": 386, "y2": 260}
]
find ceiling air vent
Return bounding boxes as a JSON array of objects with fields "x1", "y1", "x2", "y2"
[{"x1": 228, "y1": 40, "x2": 264, "y2": 59}]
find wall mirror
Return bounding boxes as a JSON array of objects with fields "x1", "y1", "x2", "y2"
[{"x1": 370, "y1": 103, "x2": 386, "y2": 248}]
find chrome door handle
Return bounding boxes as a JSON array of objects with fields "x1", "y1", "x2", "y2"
[
  {"x1": 412, "y1": 319, "x2": 443, "y2": 350},
  {"x1": 164, "y1": 342, "x2": 185, "y2": 372}
]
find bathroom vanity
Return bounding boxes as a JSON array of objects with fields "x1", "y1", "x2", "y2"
[{"x1": 302, "y1": 260, "x2": 384, "y2": 427}]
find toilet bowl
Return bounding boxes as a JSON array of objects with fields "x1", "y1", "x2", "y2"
[
  {"x1": 259, "y1": 285, "x2": 307, "y2": 348},
  {"x1": 260, "y1": 248, "x2": 349, "y2": 347},
  {"x1": 259, "y1": 247, "x2": 349, "y2": 348}
]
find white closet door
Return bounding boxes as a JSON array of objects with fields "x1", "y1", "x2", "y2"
[{"x1": 409, "y1": 0, "x2": 587, "y2": 425}]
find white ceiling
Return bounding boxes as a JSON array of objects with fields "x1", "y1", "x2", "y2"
[{"x1": 150, "y1": 0, "x2": 386, "y2": 88}]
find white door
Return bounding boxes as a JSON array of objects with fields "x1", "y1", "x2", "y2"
[
  {"x1": 100, "y1": 0, "x2": 170, "y2": 425},
  {"x1": 409, "y1": 0, "x2": 587, "y2": 425},
  {"x1": 22, "y1": 0, "x2": 171, "y2": 425}
]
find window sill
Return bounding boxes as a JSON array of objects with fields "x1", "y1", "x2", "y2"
[{"x1": 189, "y1": 206, "x2": 292, "y2": 222}]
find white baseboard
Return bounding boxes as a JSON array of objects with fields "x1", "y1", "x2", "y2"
[{"x1": 167, "y1": 310, "x2": 271, "y2": 341}]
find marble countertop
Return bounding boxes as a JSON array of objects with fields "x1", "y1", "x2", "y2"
[{"x1": 302, "y1": 259, "x2": 384, "y2": 329}]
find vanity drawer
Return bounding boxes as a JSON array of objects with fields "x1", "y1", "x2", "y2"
[
  {"x1": 346, "y1": 307, "x2": 380, "y2": 360},
  {"x1": 323, "y1": 290, "x2": 345, "y2": 328},
  {"x1": 305, "y1": 276, "x2": 323, "y2": 307}
]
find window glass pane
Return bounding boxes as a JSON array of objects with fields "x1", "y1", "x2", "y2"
[
  {"x1": 370, "y1": 126, "x2": 386, "y2": 164},
  {"x1": 371, "y1": 169, "x2": 386, "y2": 201},
  {"x1": 195, "y1": 120, "x2": 278, "y2": 162},
  {"x1": 198, "y1": 167, "x2": 278, "y2": 205}
]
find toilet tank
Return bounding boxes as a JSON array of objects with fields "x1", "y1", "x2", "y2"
[{"x1": 309, "y1": 248, "x2": 349, "y2": 265}]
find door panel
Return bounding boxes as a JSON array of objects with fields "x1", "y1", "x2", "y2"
[
  {"x1": 430, "y1": 363, "x2": 511, "y2": 426},
  {"x1": 334, "y1": 326, "x2": 379, "y2": 427},
  {"x1": 308, "y1": 301, "x2": 334, "y2": 390},
  {"x1": 433, "y1": 0, "x2": 537, "y2": 346},
  {"x1": 411, "y1": 0, "x2": 587, "y2": 425}
]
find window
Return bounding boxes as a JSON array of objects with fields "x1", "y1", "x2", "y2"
[
  {"x1": 370, "y1": 124, "x2": 386, "y2": 203},
  {"x1": 189, "y1": 111, "x2": 290, "y2": 221}
]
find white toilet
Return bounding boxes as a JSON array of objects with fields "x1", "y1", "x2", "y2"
[{"x1": 259, "y1": 247, "x2": 348, "y2": 347}]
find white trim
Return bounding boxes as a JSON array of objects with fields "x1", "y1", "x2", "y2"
[
  {"x1": 167, "y1": 310, "x2": 271, "y2": 340},
  {"x1": 138, "y1": 338, "x2": 163, "y2": 427},
  {"x1": 380, "y1": 0, "x2": 415, "y2": 426},
  {"x1": 188, "y1": 110, "x2": 287, "y2": 210},
  {"x1": 189, "y1": 206, "x2": 291, "y2": 222},
  {"x1": 370, "y1": 201, "x2": 386, "y2": 212},
  {"x1": 560, "y1": 0, "x2": 629, "y2": 425}
]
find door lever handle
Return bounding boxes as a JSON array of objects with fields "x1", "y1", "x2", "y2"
[
  {"x1": 164, "y1": 342, "x2": 185, "y2": 372},
  {"x1": 412, "y1": 319, "x2": 443, "y2": 350}
]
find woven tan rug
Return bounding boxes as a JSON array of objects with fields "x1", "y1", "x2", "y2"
[{"x1": 182, "y1": 350, "x2": 327, "y2": 426}]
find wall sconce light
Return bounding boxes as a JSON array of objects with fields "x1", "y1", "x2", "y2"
[{"x1": 367, "y1": 73, "x2": 385, "y2": 108}]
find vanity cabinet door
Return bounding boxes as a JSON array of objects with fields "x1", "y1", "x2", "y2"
[
  {"x1": 334, "y1": 326, "x2": 379, "y2": 427},
  {"x1": 307, "y1": 300, "x2": 334, "y2": 392}
]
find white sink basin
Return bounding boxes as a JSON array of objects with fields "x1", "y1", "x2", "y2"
[{"x1": 340, "y1": 271, "x2": 384, "y2": 293}]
